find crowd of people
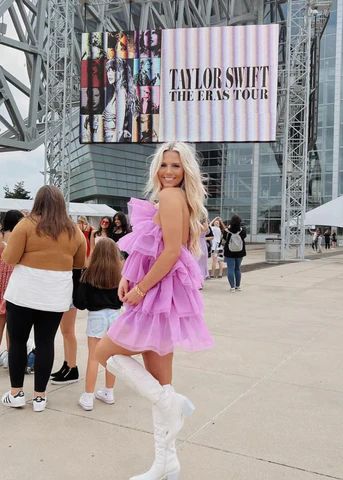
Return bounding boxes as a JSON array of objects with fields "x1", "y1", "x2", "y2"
[
  {"x1": 1, "y1": 141, "x2": 339, "y2": 479},
  {"x1": 197, "y1": 215, "x2": 247, "y2": 292},
  {"x1": 0, "y1": 142, "x2": 215, "y2": 480},
  {"x1": 310, "y1": 227, "x2": 337, "y2": 253}
]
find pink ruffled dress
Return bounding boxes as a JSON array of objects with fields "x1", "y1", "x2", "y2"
[{"x1": 107, "y1": 198, "x2": 214, "y2": 356}]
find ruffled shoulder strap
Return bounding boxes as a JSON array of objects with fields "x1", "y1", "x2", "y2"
[
  {"x1": 117, "y1": 198, "x2": 161, "y2": 257},
  {"x1": 128, "y1": 198, "x2": 157, "y2": 227}
]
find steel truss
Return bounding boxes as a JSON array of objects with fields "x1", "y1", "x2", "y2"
[
  {"x1": 280, "y1": 0, "x2": 330, "y2": 260},
  {"x1": 44, "y1": 0, "x2": 75, "y2": 200},
  {"x1": 0, "y1": 0, "x2": 331, "y2": 253},
  {"x1": 0, "y1": 0, "x2": 260, "y2": 197},
  {"x1": 0, "y1": 0, "x2": 47, "y2": 152},
  {"x1": 48, "y1": 0, "x2": 264, "y2": 199}
]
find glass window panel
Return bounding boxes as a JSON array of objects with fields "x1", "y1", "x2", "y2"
[
  {"x1": 325, "y1": 82, "x2": 335, "y2": 104},
  {"x1": 323, "y1": 34, "x2": 336, "y2": 58},
  {"x1": 324, "y1": 173, "x2": 333, "y2": 196},
  {"x1": 324, "y1": 127, "x2": 334, "y2": 150},
  {"x1": 257, "y1": 218, "x2": 281, "y2": 235},
  {"x1": 326, "y1": 105, "x2": 334, "y2": 126}
]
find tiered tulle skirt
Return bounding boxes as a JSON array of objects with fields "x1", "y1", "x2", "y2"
[{"x1": 107, "y1": 198, "x2": 214, "y2": 355}]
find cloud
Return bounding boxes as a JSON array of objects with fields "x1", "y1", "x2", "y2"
[{"x1": 0, "y1": 146, "x2": 44, "y2": 198}]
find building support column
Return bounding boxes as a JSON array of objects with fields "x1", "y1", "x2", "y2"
[
  {"x1": 332, "y1": 2, "x2": 342, "y2": 201},
  {"x1": 250, "y1": 0, "x2": 264, "y2": 241},
  {"x1": 251, "y1": 144, "x2": 260, "y2": 241}
]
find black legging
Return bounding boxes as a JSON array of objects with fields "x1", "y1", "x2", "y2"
[{"x1": 6, "y1": 302, "x2": 63, "y2": 392}]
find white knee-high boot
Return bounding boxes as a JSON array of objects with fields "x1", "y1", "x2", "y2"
[
  {"x1": 130, "y1": 386, "x2": 181, "y2": 480},
  {"x1": 106, "y1": 355, "x2": 194, "y2": 444}
]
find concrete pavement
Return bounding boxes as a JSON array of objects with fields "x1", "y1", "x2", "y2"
[{"x1": 1, "y1": 251, "x2": 343, "y2": 480}]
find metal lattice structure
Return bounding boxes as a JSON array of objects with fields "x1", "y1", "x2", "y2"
[
  {"x1": 0, "y1": 0, "x2": 331, "y2": 257},
  {"x1": 44, "y1": 0, "x2": 76, "y2": 201},
  {"x1": 46, "y1": 0, "x2": 263, "y2": 199},
  {"x1": 0, "y1": 0, "x2": 261, "y2": 196},
  {"x1": 0, "y1": 0, "x2": 46, "y2": 152},
  {"x1": 280, "y1": 0, "x2": 330, "y2": 260}
]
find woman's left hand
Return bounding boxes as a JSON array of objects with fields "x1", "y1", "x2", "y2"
[{"x1": 123, "y1": 287, "x2": 144, "y2": 306}]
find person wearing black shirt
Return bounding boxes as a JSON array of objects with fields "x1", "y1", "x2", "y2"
[
  {"x1": 111, "y1": 212, "x2": 131, "y2": 243},
  {"x1": 223, "y1": 215, "x2": 247, "y2": 292},
  {"x1": 111, "y1": 212, "x2": 131, "y2": 259},
  {"x1": 74, "y1": 238, "x2": 122, "y2": 411}
]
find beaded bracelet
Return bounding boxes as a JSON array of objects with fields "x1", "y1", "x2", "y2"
[{"x1": 134, "y1": 284, "x2": 146, "y2": 298}]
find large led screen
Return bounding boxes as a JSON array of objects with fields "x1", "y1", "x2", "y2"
[{"x1": 80, "y1": 25, "x2": 279, "y2": 144}]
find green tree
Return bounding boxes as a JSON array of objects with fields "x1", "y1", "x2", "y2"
[{"x1": 3, "y1": 181, "x2": 32, "y2": 199}]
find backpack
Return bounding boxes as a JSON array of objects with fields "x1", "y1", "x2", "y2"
[{"x1": 228, "y1": 229, "x2": 243, "y2": 252}]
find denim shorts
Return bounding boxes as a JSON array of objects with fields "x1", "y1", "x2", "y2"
[
  {"x1": 212, "y1": 247, "x2": 224, "y2": 261},
  {"x1": 86, "y1": 309, "x2": 121, "y2": 338}
]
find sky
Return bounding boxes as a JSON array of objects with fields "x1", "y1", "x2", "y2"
[
  {"x1": 0, "y1": 146, "x2": 45, "y2": 198},
  {"x1": 0, "y1": 11, "x2": 45, "y2": 199}
]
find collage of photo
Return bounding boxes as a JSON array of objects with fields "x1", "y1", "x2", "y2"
[{"x1": 80, "y1": 30, "x2": 161, "y2": 144}]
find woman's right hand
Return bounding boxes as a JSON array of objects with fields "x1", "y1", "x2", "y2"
[{"x1": 118, "y1": 277, "x2": 129, "y2": 302}]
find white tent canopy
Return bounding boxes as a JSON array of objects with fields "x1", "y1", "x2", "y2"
[
  {"x1": 304, "y1": 196, "x2": 343, "y2": 228},
  {"x1": 0, "y1": 198, "x2": 116, "y2": 218}
]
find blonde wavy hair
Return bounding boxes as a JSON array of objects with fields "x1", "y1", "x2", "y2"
[{"x1": 145, "y1": 142, "x2": 207, "y2": 256}]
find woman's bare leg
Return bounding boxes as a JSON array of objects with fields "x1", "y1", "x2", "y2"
[
  {"x1": 60, "y1": 308, "x2": 77, "y2": 367},
  {"x1": 142, "y1": 351, "x2": 173, "y2": 385},
  {"x1": 95, "y1": 335, "x2": 138, "y2": 367},
  {"x1": 105, "y1": 369, "x2": 115, "y2": 389},
  {"x1": 218, "y1": 260, "x2": 224, "y2": 277},
  {"x1": 96, "y1": 335, "x2": 173, "y2": 386},
  {"x1": 93, "y1": 336, "x2": 116, "y2": 388},
  {"x1": 211, "y1": 253, "x2": 217, "y2": 277},
  {"x1": 85, "y1": 337, "x2": 100, "y2": 393}
]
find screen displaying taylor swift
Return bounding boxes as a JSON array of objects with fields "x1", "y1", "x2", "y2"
[
  {"x1": 80, "y1": 30, "x2": 161, "y2": 144},
  {"x1": 80, "y1": 26, "x2": 279, "y2": 144}
]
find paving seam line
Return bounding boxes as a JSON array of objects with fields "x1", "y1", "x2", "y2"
[
  {"x1": 179, "y1": 325, "x2": 326, "y2": 446},
  {"x1": 181, "y1": 441, "x2": 343, "y2": 480}
]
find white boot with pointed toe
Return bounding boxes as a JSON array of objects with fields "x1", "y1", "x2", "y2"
[
  {"x1": 106, "y1": 356, "x2": 195, "y2": 445},
  {"x1": 130, "y1": 418, "x2": 180, "y2": 480},
  {"x1": 106, "y1": 356, "x2": 194, "y2": 479},
  {"x1": 130, "y1": 386, "x2": 181, "y2": 480}
]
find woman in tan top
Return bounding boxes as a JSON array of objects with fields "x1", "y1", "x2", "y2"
[{"x1": 1, "y1": 186, "x2": 86, "y2": 412}]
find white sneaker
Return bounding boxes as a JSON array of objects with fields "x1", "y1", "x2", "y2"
[
  {"x1": 1, "y1": 390, "x2": 26, "y2": 408},
  {"x1": 95, "y1": 388, "x2": 115, "y2": 405},
  {"x1": 79, "y1": 392, "x2": 94, "y2": 411},
  {"x1": 230, "y1": 288, "x2": 236, "y2": 293},
  {"x1": 33, "y1": 396, "x2": 47, "y2": 412},
  {"x1": 235, "y1": 287, "x2": 242, "y2": 291}
]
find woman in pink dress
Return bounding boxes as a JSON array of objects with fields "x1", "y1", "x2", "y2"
[
  {"x1": 96, "y1": 142, "x2": 214, "y2": 480},
  {"x1": 198, "y1": 218, "x2": 210, "y2": 283}
]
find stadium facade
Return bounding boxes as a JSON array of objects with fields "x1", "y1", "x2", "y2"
[{"x1": 70, "y1": 1, "x2": 343, "y2": 241}]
